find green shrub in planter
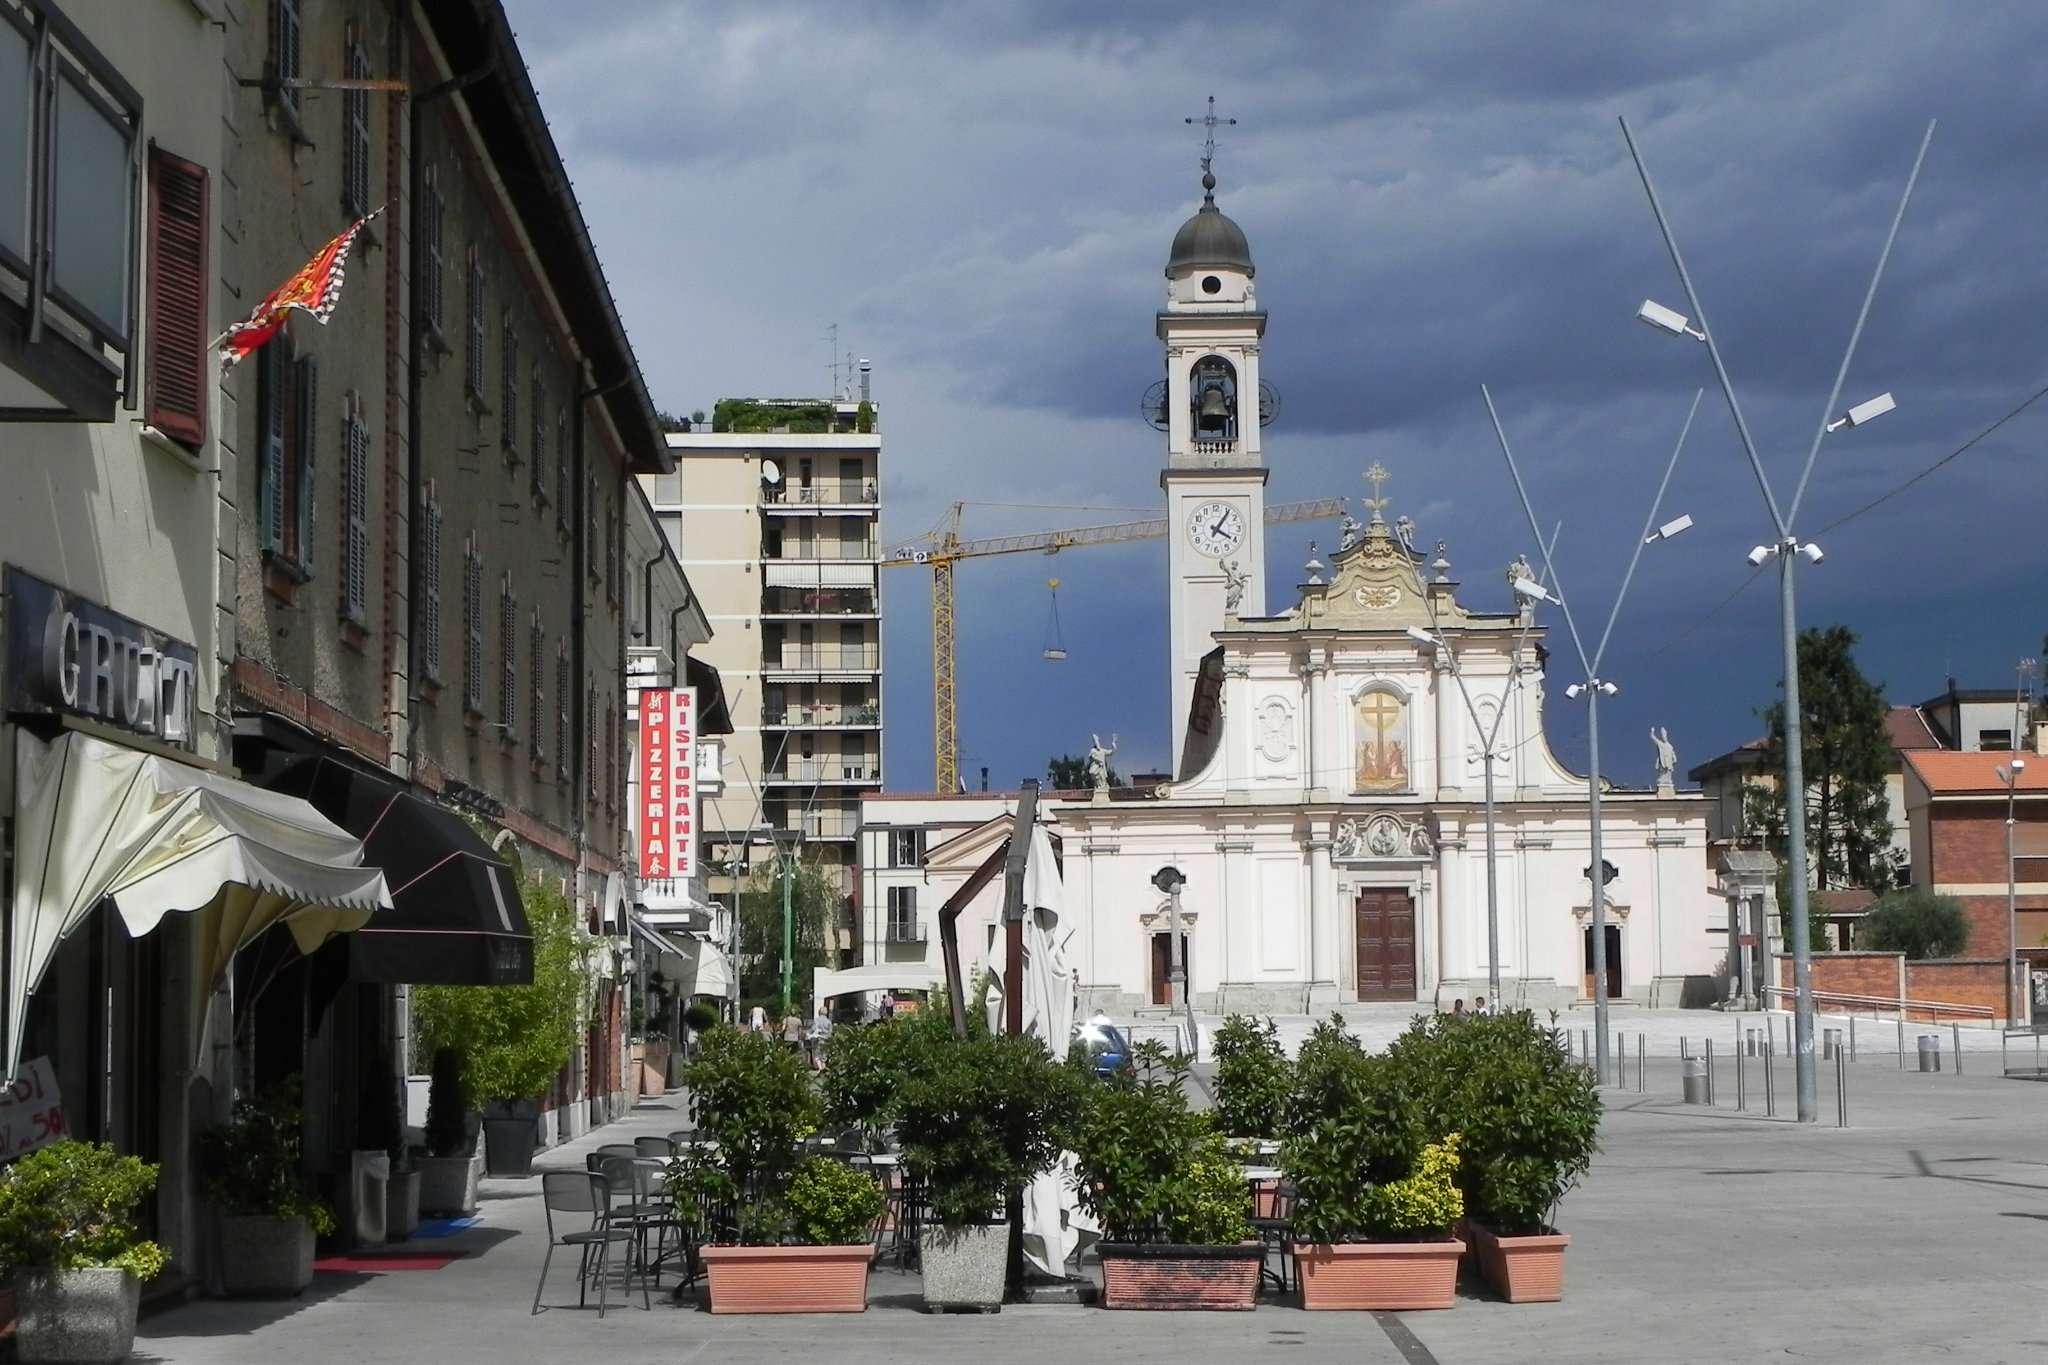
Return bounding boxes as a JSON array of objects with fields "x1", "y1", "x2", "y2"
[
  {"x1": 683, "y1": 1002, "x2": 720, "y2": 1035},
  {"x1": 784, "y1": 1157, "x2": 884, "y2": 1246},
  {"x1": 895, "y1": 1032, "x2": 1083, "y2": 1229},
  {"x1": 1210, "y1": 1014, "x2": 1292, "y2": 1140},
  {"x1": 0, "y1": 1140, "x2": 167, "y2": 1280},
  {"x1": 818, "y1": 1007, "x2": 954, "y2": 1138},
  {"x1": 1070, "y1": 1042, "x2": 1251, "y2": 1245},
  {"x1": 197, "y1": 1084, "x2": 336, "y2": 1236},
  {"x1": 1389, "y1": 1010, "x2": 1600, "y2": 1235},
  {"x1": 423, "y1": 1046, "x2": 469, "y2": 1159},
  {"x1": 671, "y1": 1025, "x2": 819, "y2": 1244},
  {"x1": 1281, "y1": 1039, "x2": 1434, "y2": 1244}
]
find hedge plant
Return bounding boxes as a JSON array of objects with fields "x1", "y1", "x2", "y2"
[
  {"x1": 197, "y1": 1084, "x2": 336, "y2": 1235},
  {"x1": 1280, "y1": 1029, "x2": 1430, "y2": 1244},
  {"x1": 1210, "y1": 1014, "x2": 1292, "y2": 1139},
  {"x1": 1069, "y1": 1041, "x2": 1251, "y2": 1245},
  {"x1": 0, "y1": 1141, "x2": 168, "y2": 1280},
  {"x1": 784, "y1": 1156, "x2": 884, "y2": 1246},
  {"x1": 895, "y1": 1032, "x2": 1084, "y2": 1228},
  {"x1": 669, "y1": 1025, "x2": 819, "y2": 1244}
]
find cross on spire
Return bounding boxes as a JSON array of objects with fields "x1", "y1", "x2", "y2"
[
  {"x1": 1185, "y1": 95, "x2": 1237, "y2": 200},
  {"x1": 1363, "y1": 462, "x2": 1391, "y2": 523}
]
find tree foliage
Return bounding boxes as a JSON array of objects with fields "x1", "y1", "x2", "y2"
[
  {"x1": 734, "y1": 853, "x2": 841, "y2": 1012},
  {"x1": 1863, "y1": 888, "x2": 1970, "y2": 959},
  {"x1": 895, "y1": 1032, "x2": 1085, "y2": 1228},
  {"x1": 1047, "y1": 754, "x2": 1119, "y2": 790},
  {"x1": 1743, "y1": 625, "x2": 1898, "y2": 891},
  {"x1": 0, "y1": 1141, "x2": 166, "y2": 1278},
  {"x1": 414, "y1": 877, "x2": 591, "y2": 1104},
  {"x1": 1069, "y1": 1042, "x2": 1251, "y2": 1245},
  {"x1": 671, "y1": 1025, "x2": 820, "y2": 1244},
  {"x1": 1211, "y1": 1014, "x2": 1293, "y2": 1139}
]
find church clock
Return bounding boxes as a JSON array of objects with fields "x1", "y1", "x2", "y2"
[{"x1": 1186, "y1": 500, "x2": 1245, "y2": 558}]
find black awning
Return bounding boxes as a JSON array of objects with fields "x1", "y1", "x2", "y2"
[
  {"x1": 687, "y1": 656, "x2": 733, "y2": 735},
  {"x1": 268, "y1": 756, "x2": 532, "y2": 986}
]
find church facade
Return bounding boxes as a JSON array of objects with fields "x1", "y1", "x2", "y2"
[{"x1": 875, "y1": 164, "x2": 1725, "y2": 1016}]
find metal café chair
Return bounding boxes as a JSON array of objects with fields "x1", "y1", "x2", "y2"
[
  {"x1": 533, "y1": 1171, "x2": 646, "y2": 1317},
  {"x1": 599, "y1": 1156, "x2": 677, "y2": 1284},
  {"x1": 636, "y1": 1135, "x2": 676, "y2": 1160},
  {"x1": 1249, "y1": 1180, "x2": 1297, "y2": 1295}
]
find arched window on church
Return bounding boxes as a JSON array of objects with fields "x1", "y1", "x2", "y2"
[
  {"x1": 1353, "y1": 685, "x2": 1410, "y2": 793},
  {"x1": 1189, "y1": 354, "x2": 1239, "y2": 445}
]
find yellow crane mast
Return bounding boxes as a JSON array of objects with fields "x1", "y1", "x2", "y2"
[{"x1": 883, "y1": 497, "x2": 1347, "y2": 791}]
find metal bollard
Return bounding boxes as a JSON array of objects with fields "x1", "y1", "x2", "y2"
[
  {"x1": 1917, "y1": 1034, "x2": 1940, "y2": 1073},
  {"x1": 1735, "y1": 1038, "x2": 1746, "y2": 1111},
  {"x1": 1745, "y1": 1027, "x2": 1760, "y2": 1058},
  {"x1": 1849, "y1": 1015, "x2": 1857, "y2": 1062},
  {"x1": 1705, "y1": 1037, "x2": 1716, "y2": 1105},
  {"x1": 1681, "y1": 1055, "x2": 1707, "y2": 1104},
  {"x1": 1764, "y1": 1040, "x2": 1776, "y2": 1116},
  {"x1": 1897, "y1": 1017, "x2": 1906, "y2": 1071},
  {"x1": 1613, "y1": 1031, "x2": 1624, "y2": 1087},
  {"x1": 1823, "y1": 1027, "x2": 1841, "y2": 1061},
  {"x1": 1952, "y1": 1022, "x2": 1963, "y2": 1077},
  {"x1": 1638, "y1": 1033, "x2": 1646, "y2": 1094},
  {"x1": 1581, "y1": 1029, "x2": 1590, "y2": 1070},
  {"x1": 1836, "y1": 1043, "x2": 1849, "y2": 1128}
]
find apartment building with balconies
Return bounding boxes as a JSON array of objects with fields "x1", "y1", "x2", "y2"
[{"x1": 643, "y1": 391, "x2": 883, "y2": 921}]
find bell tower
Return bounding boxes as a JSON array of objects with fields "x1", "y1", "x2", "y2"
[{"x1": 1153, "y1": 100, "x2": 1270, "y2": 770}]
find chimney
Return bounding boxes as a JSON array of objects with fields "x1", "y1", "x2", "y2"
[
  {"x1": 858, "y1": 358, "x2": 871, "y2": 403},
  {"x1": 979, "y1": 766, "x2": 989, "y2": 793}
]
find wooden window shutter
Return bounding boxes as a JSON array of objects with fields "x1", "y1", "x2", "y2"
[
  {"x1": 344, "y1": 403, "x2": 369, "y2": 623},
  {"x1": 500, "y1": 314, "x2": 518, "y2": 449},
  {"x1": 145, "y1": 146, "x2": 208, "y2": 448},
  {"x1": 258, "y1": 338, "x2": 286, "y2": 553},
  {"x1": 424, "y1": 171, "x2": 444, "y2": 333},
  {"x1": 420, "y1": 487, "x2": 443, "y2": 682},
  {"x1": 273, "y1": 0, "x2": 302, "y2": 111},
  {"x1": 294, "y1": 356, "x2": 319, "y2": 573}
]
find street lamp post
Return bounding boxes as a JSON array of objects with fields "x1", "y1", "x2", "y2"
[
  {"x1": 1998, "y1": 758, "x2": 2026, "y2": 1026},
  {"x1": 1152, "y1": 865, "x2": 1197, "y2": 1055},
  {"x1": 1620, "y1": 115, "x2": 1933, "y2": 1123},
  {"x1": 1483, "y1": 387, "x2": 1701, "y2": 1086}
]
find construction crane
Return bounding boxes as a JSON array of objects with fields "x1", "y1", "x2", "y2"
[{"x1": 883, "y1": 497, "x2": 1348, "y2": 792}]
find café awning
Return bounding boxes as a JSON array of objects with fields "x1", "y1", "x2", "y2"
[
  {"x1": 812, "y1": 962, "x2": 944, "y2": 1002},
  {"x1": 8, "y1": 731, "x2": 391, "y2": 1076},
  {"x1": 267, "y1": 755, "x2": 531, "y2": 986}
]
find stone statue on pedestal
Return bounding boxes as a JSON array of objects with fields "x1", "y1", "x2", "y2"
[
  {"x1": 1085, "y1": 733, "x2": 1119, "y2": 796},
  {"x1": 1651, "y1": 726, "x2": 1677, "y2": 795},
  {"x1": 1221, "y1": 560, "x2": 1248, "y2": 616}
]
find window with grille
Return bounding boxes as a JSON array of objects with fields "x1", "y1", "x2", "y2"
[
  {"x1": 419, "y1": 483, "x2": 444, "y2": 683},
  {"x1": 888, "y1": 828, "x2": 926, "y2": 869},
  {"x1": 257, "y1": 336, "x2": 317, "y2": 578},
  {"x1": 556, "y1": 409, "x2": 571, "y2": 529},
  {"x1": 499, "y1": 312, "x2": 518, "y2": 455},
  {"x1": 341, "y1": 394, "x2": 370, "y2": 625},
  {"x1": 270, "y1": 0, "x2": 302, "y2": 117},
  {"x1": 423, "y1": 167, "x2": 445, "y2": 334},
  {"x1": 462, "y1": 539, "x2": 484, "y2": 714},
  {"x1": 465, "y1": 248, "x2": 486, "y2": 398},
  {"x1": 145, "y1": 146, "x2": 209, "y2": 449},
  {"x1": 587, "y1": 476, "x2": 601, "y2": 578},
  {"x1": 607, "y1": 493, "x2": 622, "y2": 605},
  {"x1": 530, "y1": 615, "x2": 546, "y2": 757},
  {"x1": 556, "y1": 646, "x2": 570, "y2": 783},
  {"x1": 530, "y1": 365, "x2": 547, "y2": 497},
  {"x1": 604, "y1": 703, "x2": 616, "y2": 813},
  {"x1": 342, "y1": 33, "x2": 370, "y2": 216},
  {"x1": 586, "y1": 681, "x2": 597, "y2": 803},
  {"x1": 498, "y1": 578, "x2": 518, "y2": 739}
]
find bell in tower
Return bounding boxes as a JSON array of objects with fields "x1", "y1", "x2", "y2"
[{"x1": 1190, "y1": 355, "x2": 1239, "y2": 441}]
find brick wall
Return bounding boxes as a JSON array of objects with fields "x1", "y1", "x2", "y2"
[
  {"x1": 1778, "y1": 952, "x2": 2010, "y2": 1021},
  {"x1": 1929, "y1": 803, "x2": 2048, "y2": 884}
]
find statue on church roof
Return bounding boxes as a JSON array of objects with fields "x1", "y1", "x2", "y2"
[
  {"x1": 1086, "y1": 733, "x2": 1120, "y2": 793},
  {"x1": 1337, "y1": 510, "x2": 1362, "y2": 551},
  {"x1": 1651, "y1": 727, "x2": 1678, "y2": 795}
]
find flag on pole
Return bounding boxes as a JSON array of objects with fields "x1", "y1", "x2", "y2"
[{"x1": 214, "y1": 206, "x2": 384, "y2": 369}]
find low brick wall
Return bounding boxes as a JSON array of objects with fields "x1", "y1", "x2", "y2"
[{"x1": 1776, "y1": 953, "x2": 2011, "y2": 1022}]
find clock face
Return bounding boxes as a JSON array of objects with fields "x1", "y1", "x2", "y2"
[{"x1": 1186, "y1": 500, "x2": 1245, "y2": 558}]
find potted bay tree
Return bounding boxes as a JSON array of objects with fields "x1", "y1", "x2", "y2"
[
  {"x1": 0, "y1": 1141, "x2": 167, "y2": 1363},
  {"x1": 1070, "y1": 1042, "x2": 1261, "y2": 1310},
  {"x1": 414, "y1": 1047, "x2": 481, "y2": 1216},
  {"x1": 1282, "y1": 1021, "x2": 1464, "y2": 1311},
  {"x1": 896, "y1": 1030, "x2": 1083, "y2": 1311},
  {"x1": 198, "y1": 1085, "x2": 335, "y2": 1297},
  {"x1": 1395, "y1": 1010, "x2": 1600, "y2": 1302},
  {"x1": 672, "y1": 1026, "x2": 882, "y2": 1313}
]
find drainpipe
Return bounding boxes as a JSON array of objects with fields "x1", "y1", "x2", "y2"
[
  {"x1": 639, "y1": 554, "x2": 663, "y2": 644},
  {"x1": 668, "y1": 604, "x2": 689, "y2": 689}
]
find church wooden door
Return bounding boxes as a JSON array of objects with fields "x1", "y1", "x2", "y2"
[
  {"x1": 1150, "y1": 933, "x2": 1190, "y2": 1006},
  {"x1": 1354, "y1": 889, "x2": 1416, "y2": 1002}
]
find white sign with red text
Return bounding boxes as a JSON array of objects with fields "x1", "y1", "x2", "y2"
[
  {"x1": 0, "y1": 1058, "x2": 65, "y2": 1161},
  {"x1": 639, "y1": 688, "x2": 697, "y2": 882}
]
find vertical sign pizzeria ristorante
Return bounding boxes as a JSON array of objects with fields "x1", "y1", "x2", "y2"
[
  {"x1": 638, "y1": 687, "x2": 698, "y2": 881},
  {"x1": 4, "y1": 568, "x2": 199, "y2": 750}
]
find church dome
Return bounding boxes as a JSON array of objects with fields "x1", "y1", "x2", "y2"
[{"x1": 1167, "y1": 174, "x2": 1254, "y2": 278}]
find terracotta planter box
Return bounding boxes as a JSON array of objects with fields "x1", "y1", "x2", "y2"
[
  {"x1": 699, "y1": 1244, "x2": 871, "y2": 1314},
  {"x1": 1469, "y1": 1223, "x2": 1569, "y2": 1303},
  {"x1": 1296, "y1": 1238, "x2": 1464, "y2": 1311},
  {"x1": 1097, "y1": 1243, "x2": 1263, "y2": 1311}
]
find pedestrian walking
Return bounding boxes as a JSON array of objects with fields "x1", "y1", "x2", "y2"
[
  {"x1": 1451, "y1": 998, "x2": 1467, "y2": 1018},
  {"x1": 781, "y1": 1011, "x2": 806, "y2": 1056},
  {"x1": 749, "y1": 1003, "x2": 767, "y2": 1033}
]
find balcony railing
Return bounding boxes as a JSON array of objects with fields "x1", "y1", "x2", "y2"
[
  {"x1": 1191, "y1": 439, "x2": 1239, "y2": 458},
  {"x1": 764, "y1": 480, "x2": 878, "y2": 507},
  {"x1": 768, "y1": 759, "x2": 879, "y2": 784},
  {"x1": 886, "y1": 916, "x2": 927, "y2": 944},
  {"x1": 763, "y1": 703, "x2": 882, "y2": 727},
  {"x1": 770, "y1": 810, "x2": 859, "y2": 838},
  {"x1": 761, "y1": 589, "x2": 878, "y2": 617},
  {"x1": 769, "y1": 647, "x2": 880, "y2": 671},
  {"x1": 769, "y1": 542, "x2": 879, "y2": 562}
]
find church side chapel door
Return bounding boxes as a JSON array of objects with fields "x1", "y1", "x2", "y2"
[
  {"x1": 1354, "y1": 889, "x2": 1416, "y2": 1001},
  {"x1": 1582, "y1": 924, "x2": 1622, "y2": 999},
  {"x1": 1150, "y1": 933, "x2": 1190, "y2": 1007}
]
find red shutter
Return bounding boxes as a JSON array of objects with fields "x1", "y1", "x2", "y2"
[{"x1": 145, "y1": 146, "x2": 208, "y2": 447}]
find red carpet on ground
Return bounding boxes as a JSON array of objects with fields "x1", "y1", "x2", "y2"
[{"x1": 313, "y1": 1251, "x2": 461, "y2": 1273}]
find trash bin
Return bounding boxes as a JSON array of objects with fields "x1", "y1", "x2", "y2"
[
  {"x1": 1916, "y1": 1034, "x2": 1941, "y2": 1073},
  {"x1": 1823, "y1": 1028, "x2": 1842, "y2": 1061},
  {"x1": 1681, "y1": 1056, "x2": 1707, "y2": 1104}
]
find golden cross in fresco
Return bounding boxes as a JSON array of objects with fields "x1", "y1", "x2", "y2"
[{"x1": 1363, "y1": 462, "x2": 1391, "y2": 522}]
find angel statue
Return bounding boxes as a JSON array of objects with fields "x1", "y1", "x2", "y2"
[
  {"x1": 1337, "y1": 510, "x2": 1364, "y2": 550},
  {"x1": 1085, "y1": 733, "x2": 1119, "y2": 792}
]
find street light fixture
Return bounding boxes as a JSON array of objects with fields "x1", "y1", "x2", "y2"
[
  {"x1": 1638, "y1": 299, "x2": 1706, "y2": 341},
  {"x1": 1824, "y1": 391, "x2": 1896, "y2": 433},
  {"x1": 1485, "y1": 384, "x2": 1704, "y2": 1088},
  {"x1": 1621, "y1": 113, "x2": 1935, "y2": 1123},
  {"x1": 1645, "y1": 514, "x2": 1695, "y2": 544}
]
